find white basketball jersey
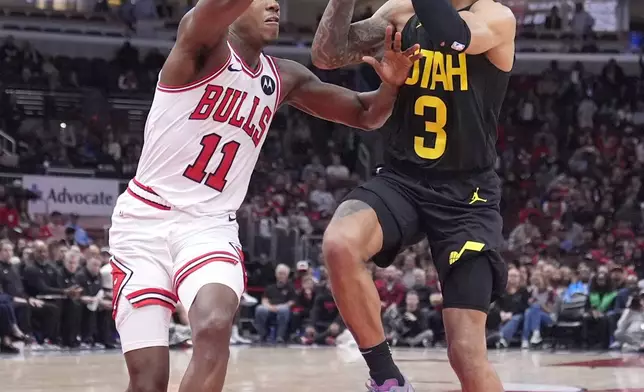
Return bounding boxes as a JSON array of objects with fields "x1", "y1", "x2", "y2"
[{"x1": 134, "y1": 43, "x2": 281, "y2": 216}]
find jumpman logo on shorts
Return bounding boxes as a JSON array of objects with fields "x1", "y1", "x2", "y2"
[{"x1": 469, "y1": 187, "x2": 487, "y2": 205}]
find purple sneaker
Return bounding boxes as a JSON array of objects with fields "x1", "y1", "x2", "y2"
[{"x1": 366, "y1": 378, "x2": 415, "y2": 392}]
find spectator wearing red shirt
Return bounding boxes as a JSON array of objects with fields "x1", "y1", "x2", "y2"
[
  {"x1": 518, "y1": 200, "x2": 541, "y2": 224},
  {"x1": 375, "y1": 266, "x2": 406, "y2": 311},
  {"x1": 0, "y1": 197, "x2": 20, "y2": 229},
  {"x1": 46, "y1": 211, "x2": 66, "y2": 242}
]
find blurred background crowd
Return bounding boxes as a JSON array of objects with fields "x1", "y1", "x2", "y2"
[{"x1": 0, "y1": 0, "x2": 644, "y2": 355}]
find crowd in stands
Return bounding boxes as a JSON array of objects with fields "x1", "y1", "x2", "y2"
[
  {"x1": 0, "y1": 221, "x2": 114, "y2": 354},
  {"x1": 1, "y1": 7, "x2": 644, "y2": 354}
]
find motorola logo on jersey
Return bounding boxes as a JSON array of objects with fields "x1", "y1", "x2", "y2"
[{"x1": 261, "y1": 75, "x2": 276, "y2": 96}]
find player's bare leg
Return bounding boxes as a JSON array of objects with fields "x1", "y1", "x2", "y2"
[
  {"x1": 178, "y1": 283, "x2": 239, "y2": 392},
  {"x1": 124, "y1": 347, "x2": 169, "y2": 392},
  {"x1": 322, "y1": 200, "x2": 410, "y2": 391},
  {"x1": 443, "y1": 309, "x2": 503, "y2": 392}
]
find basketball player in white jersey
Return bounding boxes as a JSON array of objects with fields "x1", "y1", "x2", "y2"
[{"x1": 108, "y1": 0, "x2": 420, "y2": 390}]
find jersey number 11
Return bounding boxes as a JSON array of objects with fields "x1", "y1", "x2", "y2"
[{"x1": 183, "y1": 133, "x2": 240, "y2": 192}]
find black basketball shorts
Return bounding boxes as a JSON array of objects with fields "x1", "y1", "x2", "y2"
[{"x1": 343, "y1": 167, "x2": 508, "y2": 313}]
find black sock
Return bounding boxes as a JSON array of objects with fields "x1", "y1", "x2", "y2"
[{"x1": 360, "y1": 340, "x2": 404, "y2": 386}]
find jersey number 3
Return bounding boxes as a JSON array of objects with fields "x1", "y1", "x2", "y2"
[
  {"x1": 183, "y1": 133, "x2": 240, "y2": 192},
  {"x1": 414, "y1": 95, "x2": 447, "y2": 160}
]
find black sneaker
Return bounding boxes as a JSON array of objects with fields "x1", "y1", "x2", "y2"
[{"x1": 0, "y1": 343, "x2": 20, "y2": 354}]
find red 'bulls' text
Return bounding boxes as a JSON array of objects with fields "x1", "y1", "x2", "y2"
[{"x1": 189, "y1": 85, "x2": 272, "y2": 147}]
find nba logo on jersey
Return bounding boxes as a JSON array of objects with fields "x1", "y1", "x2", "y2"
[{"x1": 451, "y1": 41, "x2": 466, "y2": 52}]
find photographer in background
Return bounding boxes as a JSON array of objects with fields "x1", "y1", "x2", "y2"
[
  {"x1": 301, "y1": 279, "x2": 343, "y2": 346},
  {"x1": 613, "y1": 289, "x2": 644, "y2": 352},
  {"x1": 385, "y1": 291, "x2": 433, "y2": 348}
]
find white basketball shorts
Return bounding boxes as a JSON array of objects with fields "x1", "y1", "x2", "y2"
[{"x1": 108, "y1": 179, "x2": 246, "y2": 353}]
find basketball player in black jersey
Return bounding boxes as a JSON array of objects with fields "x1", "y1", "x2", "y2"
[{"x1": 312, "y1": 0, "x2": 515, "y2": 391}]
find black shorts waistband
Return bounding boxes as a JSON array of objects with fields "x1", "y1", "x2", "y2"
[{"x1": 380, "y1": 159, "x2": 494, "y2": 182}]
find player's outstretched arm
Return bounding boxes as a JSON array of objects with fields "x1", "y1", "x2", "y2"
[
  {"x1": 281, "y1": 27, "x2": 421, "y2": 131},
  {"x1": 411, "y1": 0, "x2": 515, "y2": 56},
  {"x1": 311, "y1": 0, "x2": 397, "y2": 69},
  {"x1": 177, "y1": 0, "x2": 253, "y2": 48},
  {"x1": 161, "y1": 0, "x2": 253, "y2": 86}
]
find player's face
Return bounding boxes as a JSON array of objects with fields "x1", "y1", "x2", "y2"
[{"x1": 237, "y1": 0, "x2": 280, "y2": 44}]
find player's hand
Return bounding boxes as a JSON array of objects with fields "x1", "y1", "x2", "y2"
[{"x1": 362, "y1": 25, "x2": 422, "y2": 88}]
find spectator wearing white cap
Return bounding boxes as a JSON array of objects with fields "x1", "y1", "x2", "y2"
[{"x1": 294, "y1": 260, "x2": 317, "y2": 290}]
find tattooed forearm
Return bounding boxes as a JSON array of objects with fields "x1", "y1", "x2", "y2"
[{"x1": 312, "y1": 0, "x2": 388, "y2": 69}]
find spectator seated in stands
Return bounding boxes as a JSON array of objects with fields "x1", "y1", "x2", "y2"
[
  {"x1": 0, "y1": 241, "x2": 58, "y2": 347},
  {"x1": 544, "y1": 6, "x2": 562, "y2": 30},
  {"x1": 169, "y1": 303, "x2": 193, "y2": 349},
  {"x1": 22, "y1": 240, "x2": 82, "y2": 347},
  {"x1": 562, "y1": 263, "x2": 591, "y2": 303},
  {"x1": 0, "y1": 287, "x2": 21, "y2": 353},
  {"x1": 570, "y1": 2, "x2": 595, "y2": 37},
  {"x1": 614, "y1": 289, "x2": 644, "y2": 352},
  {"x1": 301, "y1": 279, "x2": 344, "y2": 346},
  {"x1": 61, "y1": 227, "x2": 78, "y2": 248},
  {"x1": 399, "y1": 252, "x2": 418, "y2": 290},
  {"x1": 616, "y1": 274, "x2": 640, "y2": 310},
  {"x1": 57, "y1": 250, "x2": 84, "y2": 348},
  {"x1": 293, "y1": 260, "x2": 315, "y2": 290},
  {"x1": 522, "y1": 272, "x2": 560, "y2": 349},
  {"x1": 291, "y1": 274, "x2": 316, "y2": 337},
  {"x1": 254, "y1": 264, "x2": 296, "y2": 344},
  {"x1": 66, "y1": 213, "x2": 92, "y2": 247},
  {"x1": 384, "y1": 291, "x2": 433, "y2": 348},
  {"x1": 496, "y1": 267, "x2": 531, "y2": 348},
  {"x1": 75, "y1": 256, "x2": 115, "y2": 349},
  {"x1": 585, "y1": 272, "x2": 617, "y2": 349},
  {"x1": 325, "y1": 153, "x2": 350, "y2": 186},
  {"x1": 410, "y1": 268, "x2": 432, "y2": 311},
  {"x1": 375, "y1": 266, "x2": 406, "y2": 312}
]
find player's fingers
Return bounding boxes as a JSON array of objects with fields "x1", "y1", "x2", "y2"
[
  {"x1": 393, "y1": 31, "x2": 402, "y2": 52},
  {"x1": 403, "y1": 44, "x2": 421, "y2": 57},
  {"x1": 362, "y1": 56, "x2": 380, "y2": 70},
  {"x1": 409, "y1": 53, "x2": 423, "y2": 63},
  {"x1": 384, "y1": 25, "x2": 394, "y2": 50}
]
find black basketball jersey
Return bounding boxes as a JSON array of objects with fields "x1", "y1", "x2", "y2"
[{"x1": 382, "y1": 10, "x2": 510, "y2": 174}]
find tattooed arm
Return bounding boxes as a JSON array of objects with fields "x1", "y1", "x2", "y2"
[
  {"x1": 279, "y1": 27, "x2": 421, "y2": 130},
  {"x1": 311, "y1": 0, "x2": 409, "y2": 69}
]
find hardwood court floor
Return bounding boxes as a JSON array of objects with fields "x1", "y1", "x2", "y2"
[{"x1": 1, "y1": 346, "x2": 644, "y2": 392}]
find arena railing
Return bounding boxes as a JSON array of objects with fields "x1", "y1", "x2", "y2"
[{"x1": 0, "y1": 130, "x2": 16, "y2": 154}]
